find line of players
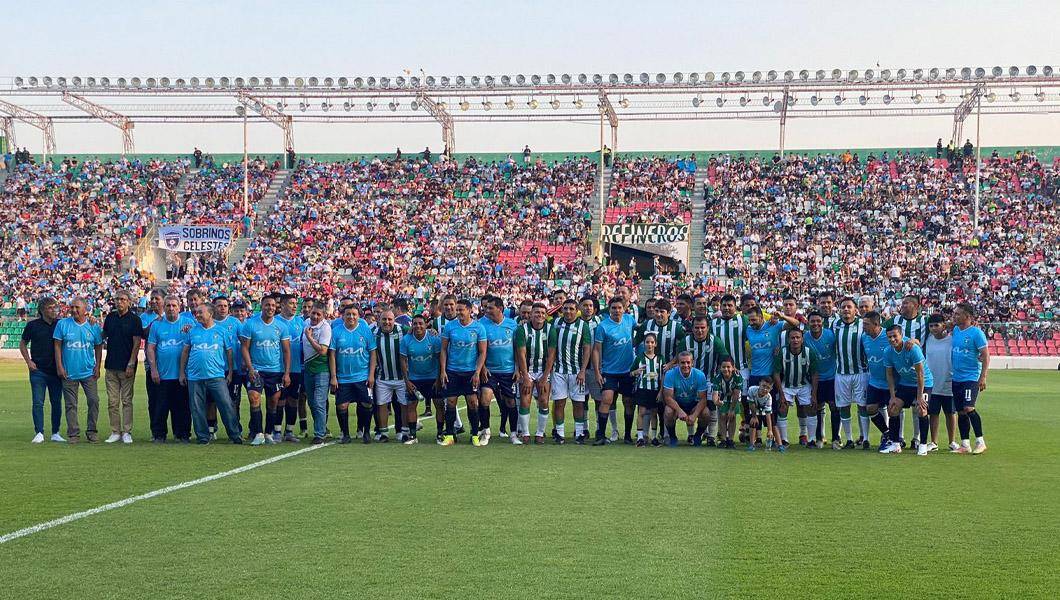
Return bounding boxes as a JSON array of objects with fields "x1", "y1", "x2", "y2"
[{"x1": 130, "y1": 285, "x2": 989, "y2": 454}]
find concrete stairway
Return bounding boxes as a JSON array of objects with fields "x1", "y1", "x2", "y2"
[
  {"x1": 227, "y1": 168, "x2": 290, "y2": 267},
  {"x1": 687, "y1": 170, "x2": 708, "y2": 273}
]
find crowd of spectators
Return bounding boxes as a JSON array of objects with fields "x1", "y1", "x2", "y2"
[
  {"x1": 175, "y1": 157, "x2": 275, "y2": 234},
  {"x1": 605, "y1": 156, "x2": 696, "y2": 224}
]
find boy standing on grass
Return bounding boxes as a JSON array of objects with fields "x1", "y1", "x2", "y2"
[
  {"x1": 711, "y1": 357, "x2": 743, "y2": 448},
  {"x1": 745, "y1": 379, "x2": 782, "y2": 452},
  {"x1": 630, "y1": 333, "x2": 662, "y2": 447}
]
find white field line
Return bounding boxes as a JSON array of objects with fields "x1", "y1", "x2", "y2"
[{"x1": 1, "y1": 403, "x2": 467, "y2": 545}]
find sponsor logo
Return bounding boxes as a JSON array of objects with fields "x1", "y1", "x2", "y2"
[{"x1": 64, "y1": 340, "x2": 95, "y2": 349}]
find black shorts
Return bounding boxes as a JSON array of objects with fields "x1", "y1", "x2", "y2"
[
  {"x1": 895, "y1": 384, "x2": 931, "y2": 409},
  {"x1": 227, "y1": 371, "x2": 247, "y2": 402},
  {"x1": 483, "y1": 372, "x2": 517, "y2": 399},
  {"x1": 444, "y1": 370, "x2": 476, "y2": 398},
  {"x1": 602, "y1": 373, "x2": 634, "y2": 397},
  {"x1": 928, "y1": 394, "x2": 955, "y2": 416},
  {"x1": 952, "y1": 381, "x2": 980, "y2": 410},
  {"x1": 816, "y1": 379, "x2": 835, "y2": 407},
  {"x1": 335, "y1": 381, "x2": 372, "y2": 408},
  {"x1": 633, "y1": 389, "x2": 659, "y2": 407},
  {"x1": 282, "y1": 372, "x2": 304, "y2": 400},
  {"x1": 867, "y1": 385, "x2": 891, "y2": 407},
  {"x1": 248, "y1": 371, "x2": 284, "y2": 397},
  {"x1": 410, "y1": 379, "x2": 439, "y2": 402}
]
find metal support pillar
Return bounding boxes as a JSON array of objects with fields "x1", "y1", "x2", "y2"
[
  {"x1": 416, "y1": 92, "x2": 455, "y2": 155},
  {"x1": 61, "y1": 92, "x2": 134, "y2": 155},
  {"x1": 0, "y1": 99, "x2": 56, "y2": 158},
  {"x1": 974, "y1": 96, "x2": 982, "y2": 231},
  {"x1": 1, "y1": 117, "x2": 14, "y2": 151},
  {"x1": 236, "y1": 91, "x2": 294, "y2": 156},
  {"x1": 779, "y1": 89, "x2": 790, "y2": 158}
]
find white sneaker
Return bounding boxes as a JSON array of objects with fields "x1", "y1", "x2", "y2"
[
  {"x1": 879, "y1": 441, "x2": 900, "y2": 454},
  {"x1": 31, "y1": 432, "x2": 45, "y2": 444},
  {"x1": 511, "y1": 433, "x2": 524, "y2": 445},
  {"x1": 479, "y1": 429, "x2": 491, "y2": 446},
  {"x1": 50, "y1": 433, "x2": 66, "y2": 443},
  {"x1": 104, "y1": 433, "x2": 122, "y2": 443},
  {"x1": 122, "y1": 433, "x2": 133, "y2": 444},
  {"x1": 403, "y1": 437, "x2": 418, "y2": 445},
  {"x1": 264, "y1": 434, "x2": 277, "y2": 445},
  {"x1": 917, "y1": 444, "x2": 929, "y2": 456},
  {"x1": 498, "y1": 431, "x2": 510, "y2": 438},
  {"x1": 972, "y1": 441, "x2": 987, "y2": 455},
  {"x1": 609, "y1": 430, "x2": 619, "y2": 442},
  {"x1": 926, "y1": 442, "x2": 938, "y2": 452},
  {"x1": 250, "y1": 433, "x2": 266, "y2": 446},
  {"x1": 949, "y1": 441, "x2": 961, "y2": 452}
]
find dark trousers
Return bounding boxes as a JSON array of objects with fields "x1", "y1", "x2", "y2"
[{"x1": 154, "y1": 379, "x2": 191, "y2": 440}]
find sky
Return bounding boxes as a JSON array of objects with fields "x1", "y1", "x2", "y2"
[{"x1": 4, "y1": 0, "x2": 1060, "y2": 155}]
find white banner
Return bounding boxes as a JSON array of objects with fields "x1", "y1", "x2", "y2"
[
  {"x1": 603, "y1": 223, "x2": 689, "y2": 265},
  {"x1": 157, "y1": 225, "x2": 233, "y2": 253}
]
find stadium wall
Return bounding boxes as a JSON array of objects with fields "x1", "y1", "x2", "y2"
[{"x1": 25, "y1": 145, "x2": 1060, "y2": 166}]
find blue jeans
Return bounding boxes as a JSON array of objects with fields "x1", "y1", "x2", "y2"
[
  {"x1": 303, "y1": 370, "x2": 330, "y2": 439},
  {"x1": 30, "y1": 370, "x2": 63, "y2": 434},
  {"x1": 188, "y1": 378, "x2": 242, "y2": 442}
]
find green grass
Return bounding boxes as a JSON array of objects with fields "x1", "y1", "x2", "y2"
[{"x1": 1, "y1": 362, "x2": 1058, "y2": 598}]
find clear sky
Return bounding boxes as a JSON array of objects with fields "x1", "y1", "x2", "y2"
[{"x1": 5, "y1": 0, "x2": 1060, "y2": 155}]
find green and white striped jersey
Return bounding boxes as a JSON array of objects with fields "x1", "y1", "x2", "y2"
[
  {"x1": 375, "y1": 325, "x2": 406, "y2": 381},
  {"x1": 632, "y1": 352, "x2": 662, "y2": 391},
  {"x1": 548, "y1": 318, "x2": 591, "y2": 374},
  {"x1": 681, "y1": 333, "x2": 730, "y2": 378},
  {"x1": 833, "y1": 318, "x2": 866, "y2": 375},
  {"x1": 774, "y1": 345, "x2": 818, "y2": 388},
  {"x1": 887, "y1": 313, "x2": 928, "y2": 343},
  {"x1": 711, "y1": 315, "x2": 748, "y2": 369},
  {"x1": 636, "y1": 319, "x2": 686, "y2": 363},
  {"x1": 432, "y1": 315, "x2": 456, "y2": 334},
  {"x1": 821, "y1": 313, "x2": 841, "y2": 331},
  {"x1": 514, "y1": 322, "x2": 552, "y2": 374},
  {"x1": 711, "y1": 372, "x2": 744, "y2": 403},
  {"x1": 627, "y1": 303, "x2": 641, "y2": 323}
]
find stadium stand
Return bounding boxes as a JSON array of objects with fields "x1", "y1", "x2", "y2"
[{"x1": 605, "y1": 156, "x2": 696, "y2": 224}]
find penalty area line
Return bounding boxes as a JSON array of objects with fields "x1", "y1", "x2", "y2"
[{"x1": 0, "y1": 441, "x2": 335, "y2": 545}]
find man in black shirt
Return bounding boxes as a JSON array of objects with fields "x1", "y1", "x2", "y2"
[
  {"x1": 20, "y1": 297, "x2": 65, "y2": 443},
  {"x1": 102, "y1": 290, "x2": 143, "y2": 444}
]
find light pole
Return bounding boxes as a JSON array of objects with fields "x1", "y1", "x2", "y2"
[{"x1": 235, "y1": 105, "x2": 249, "y2": 222}]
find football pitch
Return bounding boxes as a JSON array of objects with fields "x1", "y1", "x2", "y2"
[{"x1": 1, "y1": 362, "x2": 1058, "y2": 599}]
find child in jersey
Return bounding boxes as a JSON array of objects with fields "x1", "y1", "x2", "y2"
[
  {"x1": 630, "y1": 333, "x2": 663, "y2": 447},
  {"x1": 745, "y1": 378, "x2": 784, "y2": 452},
  {"x1": 711, "y1": 357, "x2": 744, "y2": 448}
]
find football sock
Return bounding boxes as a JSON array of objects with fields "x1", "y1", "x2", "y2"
[
  {"x1": 892, "y1": 413, "x2": 905, "y2": 443},
  {"x1": 858, "y1": 406, "x2": 870, "y2": 440},
  {"x1": 466, "y1": 406, "x2": 480, "y2": 435},
  {"x1": 518, "y1": 406, "x2": 531, "y2": 436},
  {"x1": 776, "y1": 418, "x2": 789, "y2": 442},
  {"x1": 666, "y1": 423, "x2": 677, "y2": 440},
  {"x1": 608, "y1": 409, "x2": 617, "y2": 434},
  {"x1": 798, "y1": 416, "x2": 807, "y2": 437},
  {"x1": 555, "y1": 419, "x2": 565, "y2": 438},
  {"x1": 918, "y1": 415, "x2": 930, "y2": 443},
  {"x1": 574, "y1": 417, "x2": 586, "y2": 436},
  {"x1": 299, "y1": 418, "x2": 307, "y2": 433},
  {"x1": 265, "y1": 409, "x2": 277, "y2": 434},
  {"x1": 477, "y1": 405, "x2": 491, "y2": 433},
  {"x1": 497, "y1": 402, "x2": 510, "y2": 431},
  {"x1": 596, "y1": 412, "x2": 609, "y2": 439},
  {"x1": 624, "y1": 410, "x2": 634, "y2": 438},
  {"x1": 708, "y1": 411, "x2": 719, "y2": 438},
  {"x1": 841, "y1": 417, "x2": 852, "y2": 441},
  {"x1": 249, "y1": 407, "x2": 262, "y2": 436},
  {"x1": 640, "y1": 412, "x2": 651, "y2": 437},
  {"x1": 968, "y1": 410, "x2": 983, "y2": 437},
  {"x1": 507, "y1": 404, "x2": 518, "y2": 432},
  {"x1": 285, "y1": 404, "x2": 297, "y2": 431},
  {"x1": 443, "y1": 405, "x2": 456, "y2": 435},
  {"x1": 337, "y1": 407, "x2": 350, "y2": 437},
  {"x1": 870, "y1": 410, "x2": 889, "y2": 435},
  {"x1": 829, "y1": 405, "x2": 841, "y2": 440},
  {"x1": 806, "y1": 415, "x2": 818, "y2": 442},
  {"x1": 694, "y1": 421, "x2": 707, "y2": 437},
  {"x1": 536, "y1": 408, "x2": 549, "y2": 437},
  {"x1": 957, "y1": 413, "x2": 970, "y2": 440},
  {"x1": 355, "y1": 405, "x2": 370, "y2": 436},
  {"x1": 817, "y1": 408, "x2": 826, "y2": 441},
  {"x1": 207, "y1": 418, "x2": 217, "y2": 433}
]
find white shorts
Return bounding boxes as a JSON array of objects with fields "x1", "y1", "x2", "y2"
[
  {"x1": 584, "y1": 369, "x2": 602, "y2": 402},
  {"x1": 784, "y1": 385, "x2": 812, "y2": 407},
  {"x1": 739, "y1": 368, "x2": 751, "y2": 394},
  {"x1": 520, "y1": 371, "x2": 545, "y2": 399},
  {"x1": 374, "y1": 379, "x2": 408, "y2": 406},
  {"x1": 551, "y1": 372, "x2": 587, "y2": 402},
  {"x1": 834, "y1": 373, "x2": 867, "y2": 408}
]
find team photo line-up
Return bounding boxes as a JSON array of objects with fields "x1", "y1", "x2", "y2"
[{"x1": 22, "y1": 284, "x2": 990, "y2": 455}]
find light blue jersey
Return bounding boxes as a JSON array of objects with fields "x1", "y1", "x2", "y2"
[
  {"x1": 886, "y1": 342, "x2": 934, "y2": 388},
  {"x1": 184, "y1": 323, "x2": 232, "y2": 381},
  {"x1": 52, "y1": 318, "x2": 102, "y2": 380},
  {"x1": 594, "y1": 313, "x2": 637, "y2": 375},
  {"x1": 746, "y1": 321, "x2": 784, "y2": 376},
  {"x1": 331, "y1": 320, "x2": 377, "y2": 383},
  {"x1": 238, "y1": 315, "x2": 290, "y2": 373},
  {"x1": 215, "y1": 316, "x2": 244, "y2": 371},
  {"x1": 950, "y1": 325, "x2": 988, "y2": 382},
  {"x1": 148, "y1": 316, "x2": 189, "y2": 381},
  {"x1": 663, "y1": 367, "x2": 710, "y2": 406},
  {"x1": 441, "y1": 319, "x2": 487, "y2": 373},
  {"x1": 479, "y1": 316, "x2": 518, "y2": 374},
  {"x1": 861, "y1": 330, "x2": 892, "y2": 390},
  {"x1": 277, "y1": 314, "x2": 306, "y2": 374},
  {"x1": 400, "y1": 331, "x2": 441, "y2": 380},
  {"x1": 804, "y1": 328, "x2": 837, "y2": 380}
]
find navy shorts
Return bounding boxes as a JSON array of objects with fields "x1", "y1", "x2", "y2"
[
  {"x1": 895, "y1": 384, "x2": 931, "y2": 408},
  {"x1": 928, "y1": 394, "x2": 954, "y2": 416},
  {"x1": 602, "y1": 373, "x2": 634, "y2": 397},
  {"x1": 410, "y1": 378, "x2": 439, "y2": 402},
  {"x1": 227, "y1": 371, "x2": 247, "y2": 403},
  {"x1": 444, "y1": 370, "x2": 476, "y2": 398},
  {"x1": 248, "y1": 371, "x2": 284, "y2": 397},
  {"x1": 633, "y1": 389, "x2": 658, "y2": 408},
  {"x1": 335, "y1": 381, "x2": 372, "y2": 408},
  {"x1": 952, "y1": 381, "x2": 980, "y2": 410},
  {"x1": 282, "y1": 372, "x2": 304, "y2": 400},
  {"x1": 483, "y1": 372, "x2": 517, "y2": 398},
  {"x1": 866, "y1": 385, "x2": 891, "y2": 407},
  {"x1": 816, "y1": 379, "x2": 836, "y2": 407}
]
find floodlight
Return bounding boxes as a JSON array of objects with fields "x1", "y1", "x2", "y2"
[
  {"x1": 389, "y1": 101, "x2": 398, "y2": 111},
  {"x1": 86, "y1": 77, "x2": 97, "y2": 87},
  {"x1": 505, "y1": 98, "x2": 515, "y2": 109},
  {"x1": 834, "y1": 94, "x2": 843, "y2": 105},
  {"x1": 394, "y1": 76, "x2": 404, "y2": 87},
  {"x1": 437, "y1": 101, "x2": 447, "y2": 110},
  {"x1": 367, "y1": 76, "x2": 378, "y2": 87},
  {"x1": 847, "y1": 70, "x2": 858, "y2": 80},
  {"x1": 691, "y1": 96, "x2": 701, "y2": 107},
  {"x1": 235, "y1": 105, "x2": 246, "y2": 117},
  {"x1": 279, "y1": 76, "x2": 290, "y2": 87},
  {"x1": 715, "y1": 96, "x2": 725, "y2": 107},
  {"x1": 470, "y1": 75, "x2": 480, "y2": 87},
  {"x1": 516, "y1": 74, "x2": 526, "y2": 85},
  {"x1": 961, "y1": 67, "x2": 971, "y2": 79},
  {"x1": 752, "y1": 71, "x2": 762, "y2": 83},
  {"x1": 117, "y1": 77, "x2": 127, "y2": 87},
  {"x1": 321, "y1": 100, "x2": 331, "y2": 111},
  {"x1": 456, "y1": 75, "x2": 467, "y2": 86},
  {"x1": 343, "y1": 101, "x2": 352, "y2": 111},
  {"x1": 1035, "y1": 90, "x2": 1046, "y2": 101},
  {"x1": 410, "y1": 76, "x2": 420, "y2": 87},
  {"x1": 831, "y1": 69, "x2": 842, "y2": 80},
  {"x1": 974, "y1": 67, "x2": 985, "y2": 78},
  {"x1": 704, "y1": 72, "x2": 715, "y2": 82},
  {"x1": 1044, "y1": 66, "x2": 1055, "y2": 77},
  {"x1": 353, "y1": 77, "x2": 364, "y2": 88},
  {"x1": 234, "y1": 77, "x2": 245, "y2": 87},
  {"x1": 485, "y1": 75, "x2": 496, "y2": 86},
  {"x1": 858, "y1": 94, "x2": 868, "y2": 105},
  {"x1": 896, "y1": 69, "x2": 907, "y2": 80},
  {"x1": 985, "y1": 92, "x2": 996, "y2": 102},
  {"x1": 439, "y1": 76, "x2": 449, "y2": 87},
  {"x1": 249, "y1": 77, "x2": 259, "y2": 87},
  {"x1": 130, "y1": 76, "x2": 140, "y2": 87},
  {"x1": 785, "y1": 70, "x2": 795, "y2": 81},
  {"x1": 992, "y1": 66, "x2": 1003, "y2": 77},
  {"x1": 307, "y1": 76, "x2": 319, "y2": 86},
  {"x1": 578, "y1": 74, "x2": 588, "y2": 84},
  {"x1": 865, "y1": 69, "x2": 874, "y2": 80},
  {"x1": 14, "y1": 76, "x2": 23, "y2": 86},
  {"x1": 672, "y1": 72, "x2": 683, "y2": 83},
  {"x1": 936, "y1": 92, "x2": 947, "y2": 103},
  {"x1": 815, "y1": 70, "x2": 825, "y2": 80},
  {"x1": 883, "y1": 93, "x2": 893, "y2": 104},
  {"x1": 72, "y1": 76, "x2": 82, "y2": 87},
  {"x1": 149, "y1": 77, "x2": 161, "y2": 88},
  {"x1": 501, "y1": 75, "x2": 511, "y2": 86},
  {"x1": 425, "y1": 76, "x2": 436, "y2": 86},
  {"x1": 294, "y1": 77, "x2": 305, "y2": 88},
  {"x1": 623, "y1": 73, "x2": 634, "y2": 84},
  {"x1": 787, "y1": 94, "x2": 796, "y2": 106},
  {"x1": 688, "y1": 72, "x2": 699, "y2": 84},
  {"x1": 810, "y1": 94, "x2": 819, "y2": 106},
  {"x1": 639, "y1": 73, "x2": 649, "y2": 84},
  {"x1": 944, "y1": 68, "x2": 956, "y2": 79},
  {"x1": 276, "y1": 101, "x2": 286, "y2": 112},
  {"x1": 550, "y1": 98, "x2": 560, "y2": 109},
  {"x1": 593, "y1": 74, "x2": 604, "y2": 84},
  {"x1": 1027, "y1": 65, "x2": 1038, "y2": 76},
  {"x1": 721, "y1": 72, "x2": 731, "y2": 82},
  {"x1": 562, "y1": 74, "x2": 573, "y2": 84},
  {"x1": 410, "y1": 99, "x2": 420, "y2": 110},
  {"x1": 338, "y1": 77, "x2": 348, "y2": 87},
  {"x1": 739, "y1": 96, "x2": 749, "y2": 107},
  {"x1": 100, "y1": 77, "x2": 110, "y2": 87},
  {"x1": 460, "y1": 100, "x2": 470, "y2": 111},
  {"x1": 531, "y1": 74, "x2": 542, "y2": 85},
  {"x1": 298, "y1": 101, "x2": 307, "y2": 112},
  {"x1": 772, "y1": 101, "x2": 784, "y2": 112},
  {"x1": 1010, "y1": 91, "x2": 1020, "y2": 102},
  {"x1": 767, "y1": 70, "x2": 778, "y2": 81},
  {"x1": 216, "y1": 77, "x2": 227, "y2": 87},
  {"x1": 43, "y1": 76, "x2": 53, "y2": 87},
  {"x1": 528, "y1": 98, "x2": 539, "y2": 109},
  {"x1": 881, "y1": 69, "x2": 891, "y2": 80},
  {"x1": 56, "y1": 77, "x2": 67, "y2": 87},
  {"x1": 619, "y1": 98, "x2": 629, "y2": 108},
  {"x1": 913, "y1": 69, "x2": 923, "y2": 80},
  {"x1": 928, "y1": 68, "x2": 939, "y2": 80},
  {"x1": 1008, "y1": 66, "x2": 1019, "y2": 76},
  {"x1": 911, "y1": 93, "x2": 922, "y2": 104},
  {"x1": 482, "y1": 100, "x2": 491, "y2": 110},
  {"x1": 734, "y1": 71, "x2": 745, "y2": 81},
  {"x1": 762, "y1": 94, "x2": 771, "y2": 106},
  {"x1": 380, "y1": 77, "x2": 391, "y2": 87},
  {"x1": 574, "y1": 98, "x2": 584, "y2": 108},
  {"x1": 366, "y1": 101, "x2": 375, "y2": 111}
]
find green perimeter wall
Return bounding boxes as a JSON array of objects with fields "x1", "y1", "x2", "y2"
[{"x1": 23, "y1": 145, "x2": 1060, "y2": 166}]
